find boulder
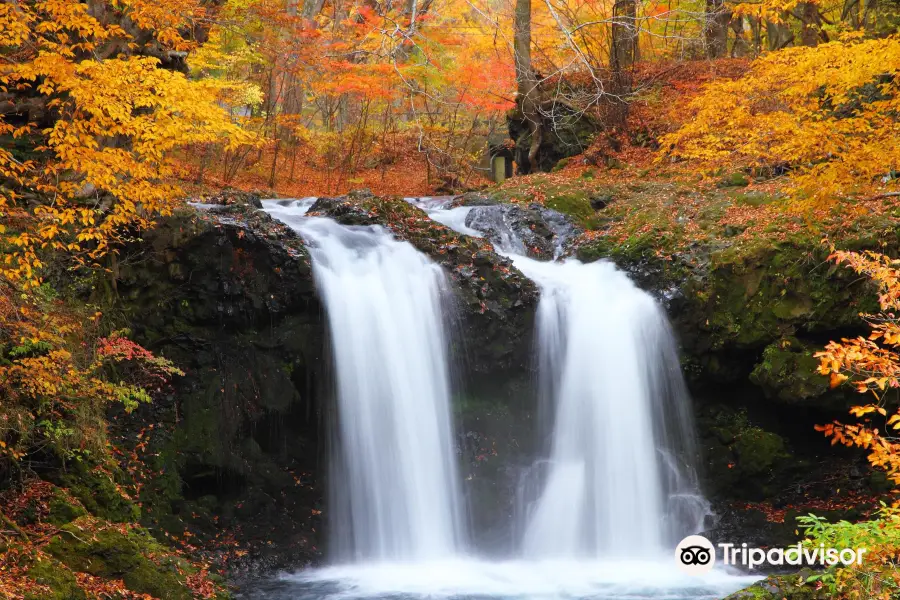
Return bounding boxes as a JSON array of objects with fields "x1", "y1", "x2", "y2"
[{"x1": 464, "y1": 203, "x2": 580, "y2": 260}]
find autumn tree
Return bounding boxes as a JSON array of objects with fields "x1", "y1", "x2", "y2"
[
  {"x1": 0, "y1": 0, "x2": 249, "y2": 477},
  {"x1": 661, "y1": 34, "x2": 900, "y2": 211}
]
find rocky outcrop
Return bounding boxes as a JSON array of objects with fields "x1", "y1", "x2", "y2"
[
  {"x1": 309, "y1": 192, "x2": 540, "y2": 390},
  {"x1": 463, "y1": 203, "x2": 581, "y2": 260},
  {"x1": 103, "y1": 193, "x2": 545, "y2": 576},
  {"x1": 3, "y1": 479, "x2": 226, "y2": 600},
  {"x1": 305, "y1": 193, "x2": 545, "y2": 551},
  {"x1": 110, "y1": 202, "x2": 326, "y2": 573},
  {"x1": 572, "y1": 221, "x2": 895, "y2": 567},
  {"x1": 507, "y1": 104, "x2": 600, "y2": 173}
]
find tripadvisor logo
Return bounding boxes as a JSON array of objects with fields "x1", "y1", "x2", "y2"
[
  {"x1": 675, "y1": 535, "x2": 868, "y2": 575},
  {"x1": 675, "y1": 535, "x2": 716, "y2": 575}
]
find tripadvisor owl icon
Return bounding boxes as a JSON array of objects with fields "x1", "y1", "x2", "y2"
[{"x1": 675, "y1": 535, "x2": 716, "y2": 575}]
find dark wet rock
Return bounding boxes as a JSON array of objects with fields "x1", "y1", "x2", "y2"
[
  {"x1": 195, "y1": 187, "x2": 275, "y2": 208},
  {"x1": 109, "y1": 204, "x2": 325, "y2": 574},
  {"x1": 310, "y1": 192, "x2": 539, "y2": 388},
  {"x1": 507, "y1": 104, "x2": 600, "y2": 174},
  {"x1": 456, "y1": 391, "x2": 536, "y2": 556},
  {"x1": 452, "y1": 191, "x2": 500, "y2": 207},
  {"x1": 465, "y1": 203, "x2": 581, "y2": 260}
]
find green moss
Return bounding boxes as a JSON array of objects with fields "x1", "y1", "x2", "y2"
[
  {"x1": 57, "y1": 462, "x2": 140, "y2": 523},
  {"x1": 486, "y1": 176, "x2": 624, "y2": 229},
  {"x1": 734, "y1": 428, "x2": 791, "y2": 476},
  {"x1": 47, "y1": 518, "x2": 196, "y2": 600},
  {"x1": 723, "y1": 570, "x2": 831, "y2": 599},
  {"x1": 25, "y1": 560, "x2": 87, "y2": 600},
  {"x1": 700, "y1": 408, "x2": 800, "y2": 499},
  {"x1": 47, "y1": 490, "x2": 88, "y2": 526},
  {"x1": 453, "y1": 393, "x2": 512, "y2": 418},
  {"x1": 552, "y1": 157, "x2": 571, "y2": 172},
  {"x1": 681, "y1": 236, "x2": 877, "y2": 356},
  {"x1": 544, "y1": 192, "x2": 594, "y2": 225},
  {"x1": 750, "y1": 338, "x2": 832, "y2": 405},
  {"x1": 718, "y1": 172, "x2": 750, "y2": 187}
]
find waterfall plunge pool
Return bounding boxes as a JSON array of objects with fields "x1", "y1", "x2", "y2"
[{"x1": 240, "y1": 558, "x2": 761, "y2": 599}]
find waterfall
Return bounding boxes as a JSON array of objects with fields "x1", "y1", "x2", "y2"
[
  {"x1": 254, "y1": 198, "x2": 758, "y2": 600},
  {"x1": 510, "y1": 256, "x2": 709, "y2": 559},
  {"x1": 263, "y1": 202, "x2": 464, "y2": 562}
]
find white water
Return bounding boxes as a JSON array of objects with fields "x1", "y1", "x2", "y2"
[
  {"x1": 405, "y1": 197, "x2": 484, "y2": 238},
  {"x1": 511, "y1": 256, "x2": 708, "y2": 558},
  {"x1": 255, "y1": 198, "x2": 759, "y2": 600},
  {"x1": 263, "y1": 201, "x2": 464, "y2": 562},
  {"x1": 276, "y1": 558, "x2": 760, "y2": 599}
]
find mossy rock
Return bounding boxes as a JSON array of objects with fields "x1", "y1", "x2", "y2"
[
  {"x1": 749, "y1": 337, "x2": 831, "y2": 405},
  {"x1": 46, "y1": 518, "x2": 197, "y2": 599},
  {"x1": 718, "y1": 172, "x2": 751, "y2": 188},
  {"x1": 677, "y1": 237, "x2": 877, "y2": 364},
  {"x1": 311, "y1": 192, "x2": 538, "y2": 378},
  {"x1": 724, "y1": 570, "x2": 831, "y2": 599},
  {"x1": 56, "y1": 462, "x2": 139, "y2": 523},
  {"x1": 551, "y1": 157, "x2": 571, "y2": 172},
  {"x1": 700, "y1": 408, "x2": 799, "y2": 499},
  {"x1": 47, "y1": 489, "x2": 88, "y2": 526},
  {"x1": 487, "y1": 176, "x2": 618, "y2": 230},
  {"x1": 734, "y1": 428, "x2": 792, "y2": 476},
  {"x1": 507, "y1": 103, "x2": 599, "y2": 173},
  {"x1": 24, "y1": 560, "x2": 87, "y2": 600},
  {"x1": 733, "y1": 191, "x2": 779, "y2": 207}
]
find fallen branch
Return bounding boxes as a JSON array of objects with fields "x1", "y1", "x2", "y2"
[
  {"x1": 0, "y1": 511, "x2": 29, "y2": 542},
  {"x1": 864, "y1": 191, "x2": 900, "y2": 202}
]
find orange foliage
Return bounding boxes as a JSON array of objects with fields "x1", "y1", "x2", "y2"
[{"x1": 817, "y1": 250, "x2": 900, "y2": 486}]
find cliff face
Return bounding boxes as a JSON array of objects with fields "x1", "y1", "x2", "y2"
[
  {"x1": 108, "y1": 195, "x2": 543, "y2": 571},
  {"x1": 112, "y1": 202, "x2": 326, "y2": 573},
  {"x1": 101, "y1": 191, "x2": 889, "y2": 588}
]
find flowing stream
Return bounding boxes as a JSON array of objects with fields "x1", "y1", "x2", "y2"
[
  {"x1": 263, "y1": 200, "x2": 464, "y2": 561},
  {"x1": 246, "y1": 198, "x2": 760, "y2": 600}
]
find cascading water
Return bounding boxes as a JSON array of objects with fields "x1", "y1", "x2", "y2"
[
  {"x1": 457, "y1": 203, "x2": 709, "y2": 559},
  {"x1": 512, "y1": 257, "x2": 708, "y2": 559},
  {"x1": 249, "y1": 197, "x2": 760, "y2": 600},
  {"x1": 262, "y1": 201, "x2": 464, "y2": 562}
]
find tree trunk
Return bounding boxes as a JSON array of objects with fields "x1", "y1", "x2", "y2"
[
  {"x1": 730, "y1": 15, "x2": 752, "y2": 56},
  {"x1": 797, "y1": 2, "x2": 821, "y2": 46},
  {"x1": 704, "y1": 0, "x2": 730, "y2": 58},
  {"x1": 841, "y1": 0, "x2": 860, "y2": 29},
  {"x1": 513, "y1": 0, "x2": 543, "y2": 174},
  {"x1": 608, "y1": 0, "x2": 637, "y2": 127},
  {"x1": 766, "y1": 18, "x2": 794, "y2": 50},
  {"x1": 611, "y1": 0, "x2": 638, "y2": 70},
  {"x1": 862, "y1": 0, "x2": 877, "y2": 31},
  {"x1": 302, "y1": 0, "x2": 326, "y2": 19}
]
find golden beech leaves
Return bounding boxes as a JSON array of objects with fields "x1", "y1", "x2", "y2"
[
  {"x1": 0, "y1": 2, "x2": 248, "y2": 468},
  {"x1": 661, "y1": 35, "x2": 900, "y2": 211},
  {"x1": 0, "y1": 1, "x2": 254, "y2": 287},
  {"x1": 816, "y1": 250, "x2": 900, "y2": 486}
]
